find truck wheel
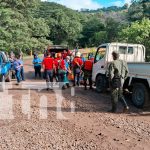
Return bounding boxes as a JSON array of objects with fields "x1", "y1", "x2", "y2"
[
  {"x1": 96, "y1": 75, "x2": 105, "y2": 93},
  {"x1": 5, "y1": 71, "x2": 11, "y2": 82},
  {"x1": 0, "y1": 75, "x2": 6, "y2": 92},
  {"x1": 132, "y1": 83, "x2": 149, "y2": 108}
]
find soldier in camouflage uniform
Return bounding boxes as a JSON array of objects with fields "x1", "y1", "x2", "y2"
[{"x1": 107, "y1": 51, "x2": 129, "y2": 113}]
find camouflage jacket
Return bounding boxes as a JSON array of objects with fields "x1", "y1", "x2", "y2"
[{"x1": 107, "y1": 59, "x2": 129, "y2": 80}]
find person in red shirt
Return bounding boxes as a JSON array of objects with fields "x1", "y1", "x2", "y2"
[
  {"x1": 62, "y1": 50, "x2": 68, "y2": 60},
  {"x1": 55, "y1": 53, "x2": 67, "y2": 89},
  {"x1": 42, "y1": 51, "x2": 55, "y2": 90},
  {"x1": 72, "y1": 52, "x2": 83, "y2": 86},
  {"x1": 83, "y1": 55, "x2": 94, "y2": 90}
]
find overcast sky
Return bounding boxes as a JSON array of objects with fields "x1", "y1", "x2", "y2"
[{"x1": 41, "y1": 0, "x2": 132, "y2": 10}]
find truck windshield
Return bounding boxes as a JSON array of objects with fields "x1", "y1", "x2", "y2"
[{"x1": 95, "y1": 46, "x2": 106, "y2": 63}]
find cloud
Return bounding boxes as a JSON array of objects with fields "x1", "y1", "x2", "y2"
[
  {"x1": 109, "y1": 0, "x2": 132, "y2": 7},
  {"x1": 124, "y1": 0, "x2": 132, "y2": 5},
  {"x1": 111, "y1": 1, "x2": 124, "y2": 7},
  {"x1": 41, "y1": 0, "x2": 102, "y2": 10}
]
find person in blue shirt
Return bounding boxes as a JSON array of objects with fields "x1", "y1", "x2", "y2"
[
  {"x1": 18, "y1": 54, "x2": 25, "y2": 81},
  {"x1": 64, "y1": 56, "x2": 71, "y2": 88},
  {"x1": 32, "y1": 54, "x2": 42, "y2": 79},
  {"x1": 13, "y1": 55, "x2": 21, "y2": 85}
]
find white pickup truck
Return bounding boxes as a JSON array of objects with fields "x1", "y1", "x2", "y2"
[{"x1": 92, "y1": 43, "x2": 150, "y2": 108}]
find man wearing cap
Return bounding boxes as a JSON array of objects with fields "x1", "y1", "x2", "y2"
[
  {"x1": 107, "y1": 51, "x2": 129, "y2": 113},
  {"x1": 72, "y1": 52, "x2": 83, "y2": 86}
]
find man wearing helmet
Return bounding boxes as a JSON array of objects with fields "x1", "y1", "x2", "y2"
[
  {"x1": 72, "y1": 52, "x2": 83, "y2": 86},
  {"x1": 83, "y1": 54, "x2": 94, "y2": 90}
]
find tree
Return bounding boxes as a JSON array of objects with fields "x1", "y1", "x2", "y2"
[
  {"x1": 128, "y1": 0, "x2": 150, "y2": 21},
  {"x1": 0, "y1": 0, "x2": 51, "y2": 52},
  {"x1": 79, "y1": 17, "x2": 105, "y2": 47},
  {"x1": 119, "y1": 18, "x2": 150, "y2": 58},
  {"x1": 35, "y1": 2, "x2": 84, "y2": 47},
  {"x1": 105, "y1": 18, "x2": 124, "y2": 42}
]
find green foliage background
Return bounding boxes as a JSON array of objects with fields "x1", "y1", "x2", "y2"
[{"x1": 0, "y1": 0, "x2": 150, "y2": 58}]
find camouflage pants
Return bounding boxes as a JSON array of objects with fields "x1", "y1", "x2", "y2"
[
  {"x1": 83, "y1": 70, "x2": 92, "y2": 88},
  {"x1": 111, "y1": 88, "x2": 128, "y2": 112}
]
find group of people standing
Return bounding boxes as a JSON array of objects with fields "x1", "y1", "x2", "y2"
[
  {"x1": 32, "y1": 50, "x2": 94, "y2": 91},
  {"x1": 6, "y1": 49, "x2": 129, "y2": 113}
]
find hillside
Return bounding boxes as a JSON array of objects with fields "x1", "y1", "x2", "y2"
[{"x1": 0, "y1": 0, "x2": 149, "y2": 56}]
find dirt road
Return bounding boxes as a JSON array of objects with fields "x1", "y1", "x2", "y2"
[{"x1": 0, "y1": 58, "x2": 150, "y2": 150}]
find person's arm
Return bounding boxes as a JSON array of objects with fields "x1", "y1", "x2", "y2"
[
  {"x1": 124, "y1": 61, "x2": 129, "y2": 79},
  {"x1": 67, "y1": 66, "x2": 71, "y2": 73},
  {"x1": 33, "y1": 59, "x2": 37, "y2": 64},
  {"x1": 79, "y1": 59, "x2": 83, "y2": 70},
  {"x1": 20, "y1": 60, "x2": 23, "y2": 67},
  {"x1": 42, "y1": 59, "x2": 45, "y2": 70},
  {"x1": 108, "y1": 63, "x2": 114, "y2": 81},
  {"x1": 18, "y1": 60, "x2": 22, "y2": 67}
]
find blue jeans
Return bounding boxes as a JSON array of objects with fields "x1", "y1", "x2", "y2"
[
  {"x1": 73, "y1": 71, "x2": 80, "y2": 86},
  {"x1": 45, "y1": 70, "x2": 53, "y2": 88},
  {"x1": 58, "y1": 70, "x2": 66, "y2": 88},
  {"x1": 15, "y1": 70, "x2": 21, "y2": 83},
  {"x1": 20, "y1": 66, "x2": 25, "y2": 80}
]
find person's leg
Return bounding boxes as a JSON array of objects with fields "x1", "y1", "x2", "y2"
[
  {"x1": 62, "y1": 72, "x2": 67, "y2": 89},
  {"x1": 49, "y1": 70, "x2": 53, "y2": 89},
  {"x1": 38, "y1": 66, "x2": 42, "y2": 78},
  {"x1": 45, "y1": 70, "x2": 50, "y2": 90},
  {"x1": 76, "y1": 73, "x2": 80, "y2": 86},
  {"x1": 83, "y1": 71, "x2": 88, "y2": 90},
  {"x1": 59, "y1": 73, "x2": 64, "y2": 88},
  {"x1": 43, "y1": 69, "x2": 46, "y2": 79},
  {"x1": 110, "y1": 88, "x2": 119, "y2": 112},
  {"x1": 89, "y1": 74, "x2": 93, "y2": 89},
  {"x1": 65, "y1": 72, "x2": 70, "y2": 87},
  {"x1": 73, "y1": 70, "x2": 76, "y2": 86},
  {"x1": 55, "y1": 71, "x2": 59, "y2": 82},
  {"x1": 119, "y1": 88, "x2": 129, "y2": 112},
  {"x1": 34, "y1": 67, "x2": 38, "y2": 78},
  {"x1": 15, "y1": 70, "x2": 21, "y2": 84},
  {"x1": 20, "y1": 67, "x2": 22, "y2": 80},
  {"x1": 21, "y1": 67, "x2": 25, "y2": 81}
]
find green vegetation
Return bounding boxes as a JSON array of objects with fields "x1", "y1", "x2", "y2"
[
  {"x1": 0, "y1": 0, "x2": 150, "y2": 57},
  {"x1": 0, "y1": 0, "x2": 51, "y2": 52}
]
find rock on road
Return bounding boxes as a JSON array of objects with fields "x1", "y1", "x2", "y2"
[{"x1": 0, "y1": 58, "x2": 150, "y2": 150}]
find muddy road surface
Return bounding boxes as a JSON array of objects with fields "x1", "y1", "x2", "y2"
[{"x1": 0, "y1": 58, "x2": 150, "y2": 150}]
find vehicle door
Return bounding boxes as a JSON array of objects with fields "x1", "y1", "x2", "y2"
[{"x1": 92, "y1": 46, "x2": 107, "y2": 81}]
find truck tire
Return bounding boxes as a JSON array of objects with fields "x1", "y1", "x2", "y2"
[
  {"x1": 95, "y1": 75, "x2": 106, "y2": 93},
  {"x1": 0, "y1": 75, "x2": 5, "y2": 92},
  {"x1": 132, "y1": 83, "x2": 149, "y2": 108},
  {"x1": 5, "y1": 71, "x2": 11, "y2": 82}
]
